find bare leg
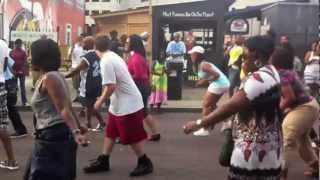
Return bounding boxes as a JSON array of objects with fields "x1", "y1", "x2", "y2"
[
  {"x1": 93, "y1": 109, "x2": 104, "y2": 125},
  {"x1": 102, "y1": 137, "x2": 115, "y2": 155},
  {"x1": 130, "y1": 141, "x2": 145, "y2": 157},
  {"x1": 85, "y1": 107, "x2": 93, "y2": 129},
  {"x1": 144, "y1": 115, "x2": 158, "y2": 136},
  {"x1": 0, "y1": 128, "x2": 15, "y2": 161},
  {"x1": 202, "y1": 92, "x2": 222, "y2": 117}
]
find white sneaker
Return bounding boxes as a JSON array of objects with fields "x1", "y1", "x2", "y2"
[
  {"x1": 193, "y1": 128, "x2": 210, "y2": 136},
  {"x1": 0, "y1": 160, "x2": 19, "y2": 170},
  {"x1": 92, "y1": 123, "x2": 105, "y2": 132}
]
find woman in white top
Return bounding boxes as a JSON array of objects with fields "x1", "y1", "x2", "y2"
[{"x1": 304, "y1": 40, "x2": 320, "y2": 98}]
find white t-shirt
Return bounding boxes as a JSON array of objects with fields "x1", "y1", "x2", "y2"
[
  {"x1": 0, "y1": 40, "x2": 9, "y2": 83},
  {"x1": 100, "y1": 51, "x2": 143, "y2": 116},
  {"x1": 71, "y1": 43, "x2": 84, "y2": 68}
]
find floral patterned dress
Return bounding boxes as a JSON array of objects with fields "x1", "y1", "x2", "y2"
[{"x1": 229, "y1": 65, "x2": 283, "y2": 180}]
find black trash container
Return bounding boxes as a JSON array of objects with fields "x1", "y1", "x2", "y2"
[{"x1": 166, "y1": 61, "x2": 183, "y2": 100}]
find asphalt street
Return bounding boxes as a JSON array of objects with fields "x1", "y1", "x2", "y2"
[{"x1": 0, "y1": 111, "x2": 317, "y2": 180}]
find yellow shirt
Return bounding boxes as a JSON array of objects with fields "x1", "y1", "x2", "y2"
[{"x1": 228, "y1": 45, "x2": 243, "y2": 66}]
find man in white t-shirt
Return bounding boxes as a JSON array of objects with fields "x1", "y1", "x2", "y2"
[
  {"x1": 83, "y1": 36, "x2": 153, "y2": 177},
  {"x1": 70, "y1": 37, "x2": 85, "y2": 101},
  {"x1": 0, "y1": 39, "x2": 19, "y2": 170}
]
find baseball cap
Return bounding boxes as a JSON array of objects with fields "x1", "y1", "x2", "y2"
[
  {"x1": 140, "y1": 32, "x2": 150, "y2": 40},
  {"x1": 188, "y1": 46, "x2": 205, "y2": 54}
]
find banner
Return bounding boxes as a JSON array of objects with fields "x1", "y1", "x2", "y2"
[{"x1": 11, "y1": 31, "x2": 58, "y2": 42}]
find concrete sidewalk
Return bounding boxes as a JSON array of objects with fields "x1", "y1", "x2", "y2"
[{"x1": 16, "y1": 74, "x2": 205, "y2": 112}]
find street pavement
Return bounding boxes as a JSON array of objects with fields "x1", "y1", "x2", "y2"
[{"x1": 0, "y1": 111, "x2": 316, "y2": 180}]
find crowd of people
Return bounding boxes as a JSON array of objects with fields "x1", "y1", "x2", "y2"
[
  {"x1": 0, "y1": 29, "x2": 318, "y2": 180},
  {"x1": 184, "y1": 34, "x2": 320, "y2": 180}
]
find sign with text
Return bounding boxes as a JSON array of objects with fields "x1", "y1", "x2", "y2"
[
  {"x1": 11, "y1": 31, "x2": 58, "y2": 42},
  {"x1": 162, "y1": 10, "x2": 215, "y2": 18},
  {"x1": 228, "y1": 18, "x2": 249, "y2": 34}
]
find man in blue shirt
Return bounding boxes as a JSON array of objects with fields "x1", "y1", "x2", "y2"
[
  {"x1": 4, "y1": 55, "x2": 28, "y2": 138},
  {"x1": 166, "y1": 33, "x2": 186, "y2": 63}
]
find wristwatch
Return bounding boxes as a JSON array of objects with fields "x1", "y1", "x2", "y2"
[
  {"x1": 196, "y1": 119, "x2": 203, "y2": 127},
  {"x1": 72, "y1": 129, "x2": 81, "y2": 135}
]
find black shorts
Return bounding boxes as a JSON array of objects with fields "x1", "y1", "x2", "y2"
[
  {"x1": 136, "y1": 83, "x2": 151, "y2": 118},
  {"x1": 79, "y1": 96, "x2": 97, "y2": 108}
]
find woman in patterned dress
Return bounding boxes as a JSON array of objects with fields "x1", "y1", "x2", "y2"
[
  {"x1": 149, "y1": 57, "x2": 167, "y2": 110},
  {"x1": 184, "y1": 36, "x2": 283, "y2": 180}
]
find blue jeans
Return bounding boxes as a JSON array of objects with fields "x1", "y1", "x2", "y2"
[
  {"x1": 228, "y1": 68, "x2": 240, "y2": 89},
  {"x1": 16, "y1": 74, "x2": 27, "y2": 104}
]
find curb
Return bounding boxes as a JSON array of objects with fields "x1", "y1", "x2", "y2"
[{"x1": 16, "y1": 106, "x2": 202, "y2": 113}]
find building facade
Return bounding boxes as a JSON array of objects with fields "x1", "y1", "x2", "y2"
[
  {"x1": 84, "y1": 0, "x2": 210, "y2": 34},
  {"x1": 1, "y1": 0, "x2": 85, "y2": 46}
]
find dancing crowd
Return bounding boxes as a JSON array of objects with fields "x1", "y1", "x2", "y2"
[{"x1": 0, "y1": 31, "x2": 318, "y2": 180}]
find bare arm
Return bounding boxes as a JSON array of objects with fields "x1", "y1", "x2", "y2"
[
  {"x1": 42, "y1": 74, "x2": 88, "y2": 146},
  {"x1": 94, "y1": 84, "x2": 116, "y2": 111},
  {"x1": 202, "y1": 62, "x2": 220, "y2": 81},
  {"x1": 196, "y1": 62, "x2": 219, "y2": 87},
  {"x1": 65, "y1": 59, "x2": 88, "y2": 78},
  {"x1": 184, "y1": 90, "x2": 251, "y2": 133}
]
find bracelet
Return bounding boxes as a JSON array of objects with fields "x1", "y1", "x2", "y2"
[{"x1": 72, "y1": 129, "x2": 81, "y2": 135}]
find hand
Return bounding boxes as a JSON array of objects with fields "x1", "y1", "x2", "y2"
[
  {"x1": 183, "y1": 121, "x2": 201, "y2": 134},
  {"x1": 79, "y1": 125, "x2": 88, "y2": 134},
  {"x1": 94, "y1": 97, "x2": 104, "y2": 112},
  {"x1": 74, "y1": 133, "x2": 89, "y2": 147}
]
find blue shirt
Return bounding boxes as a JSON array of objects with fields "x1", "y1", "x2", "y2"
[
  {"x1": 166, "y1": 41, "x2": 186, "y2": 55},
  {"x1": 4, "y1": 56, "x2": 15, "y2": 81}
]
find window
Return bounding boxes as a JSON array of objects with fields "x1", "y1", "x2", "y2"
[
  {"x1": 91, "y1": 10, "x2": 99, "y2": 15},
  {"x1": 85, "y1": 0, "x2": 90, "y2": 2},
  {"x1": 102, "y1": 0, "x2": 110, "y2": 2},
  {"x1": 85, "y1": 10, "x2": 89, "y2": 15},
  {"x1": 141, "y1": 0, "x2": 148, "y2": 2},
  {"x1": 92, "y1": 0, "x2": 99, "y2": 2}
]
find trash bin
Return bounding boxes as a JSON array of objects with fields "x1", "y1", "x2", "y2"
[{"x1": 166, "y1": 61, "x2": 183, "y2": 100}]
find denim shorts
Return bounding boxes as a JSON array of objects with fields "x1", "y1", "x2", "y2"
[
  {"x1": 228, "y1": 68, "x2": 240, "y2": 89},
  {"x1": 24, "y1": 124, "x2": 77, "y2": 180}
]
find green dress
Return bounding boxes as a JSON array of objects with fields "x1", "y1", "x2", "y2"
[{"x1": 149, "y1": 61, "x2": 167, "y2": 105}]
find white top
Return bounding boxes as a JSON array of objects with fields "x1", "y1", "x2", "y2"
[
  {"x1": 231, "y1": 65, "x2": 282, "y2": 171},
  {"x1": 100, "y1": 51, "x2": 143, "y2": 116},
  {"x1": 0, "y1": 40, "x2": 9, "y2": 83},
  {"x1": 71, "y1": 43, "x2": 84, "y2": 68}
]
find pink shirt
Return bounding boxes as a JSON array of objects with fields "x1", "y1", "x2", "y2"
[{"x1": 127, "y1": 52, "x2": 150, "y2": 86}]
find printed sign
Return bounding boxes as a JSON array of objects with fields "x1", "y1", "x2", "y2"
[
  {"x1": 229, "y1": 18, "x2": 249, "y2": 34},
  {"x1": 11, "y1": 31, "x2": 58, "y2": 42},
  {"x1": 162, "y1": 10, "x2": 215, "y2": 18}
]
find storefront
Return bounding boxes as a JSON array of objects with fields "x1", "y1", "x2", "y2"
[
  {"x1": 93, "y1": 8, "x2": 152, "y2": 53},
  {"x1": 152, "y1": 0, "x2": 227, "y2": 64}
]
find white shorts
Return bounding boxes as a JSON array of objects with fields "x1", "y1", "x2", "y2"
[{"x1": 207, "y1": 84, "x2": 229, "y2": 95}]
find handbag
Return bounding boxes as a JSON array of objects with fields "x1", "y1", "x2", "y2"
[{"x1": 218, "y1": 124, "x2": 234, "y2": 167}]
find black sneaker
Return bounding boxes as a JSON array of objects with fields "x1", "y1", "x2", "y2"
[
  {"x1": 10, "y1": 132, "x2": 28, "y2": 139},
  {"x1": 83, "y1": 155, "x2": 110, "y2": 174},
  {"x1": 130, "y1": 155, "x2": 153, "y2": 177},
  {"x1": 148, "y1": 134, "x2": 161, "y2": 142}
]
